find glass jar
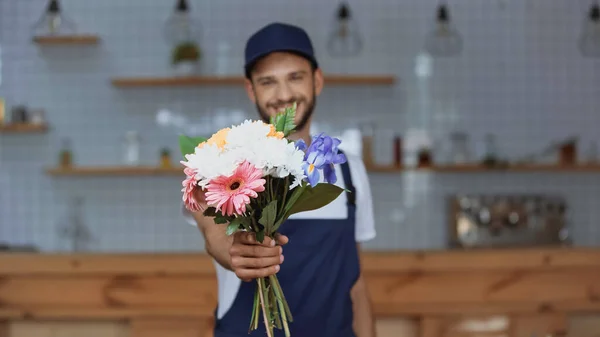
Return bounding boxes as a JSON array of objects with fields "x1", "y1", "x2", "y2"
[
  {"x1": 482, "y1": 134, "x2": 498, "y2": 166},
  {"x1": 449, "y1": 132, "x2": 470, "y2": 164},
  {"x1": 123, "y1": 131, "x2": 140, "y2": 166},
  {"x1": 59, "y1": 138, "x2": 72, "y2": 167}
]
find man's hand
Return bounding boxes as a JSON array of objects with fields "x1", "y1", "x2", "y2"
[
  {"x1": 230, "y1": 231, "x2": 289, "y2": 282},
  {"x1": 193, "y1": 189, "x2": 208, "y2": 209},
  {"x1": 191, "y1": 188, "x2": 289, "y2": 279}
]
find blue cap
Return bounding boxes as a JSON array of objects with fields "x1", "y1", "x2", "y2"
[{"x1": 244, "y1": 22, "x2": 318, "y2": 73}]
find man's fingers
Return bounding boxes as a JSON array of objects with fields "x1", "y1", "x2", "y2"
[
  {"x1": 274, "y1": 233, "x2": 289, "y2": 245},
  {"x1": 236, "y1": 232, "x2": 277, "y2": 247},
  {"x1": 230, "y1": 232, "x2": 286, "y2": 282},
  {"x1": 230, "y1": 243, "x2": 281, "y2": 258},
  {"x1": 231, "y1": 255, "x2": 283, "y2": 270},
  {"x1": 234, "y1": 265, "x2": 280, "y2": 281}
]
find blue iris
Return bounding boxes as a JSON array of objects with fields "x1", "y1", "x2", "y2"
[{"x1": 296, "y1": 133, "x2": 347, "y2": 187}]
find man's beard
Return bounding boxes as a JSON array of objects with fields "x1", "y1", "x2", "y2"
[{"x1": 256, "y1": 96, "x2": 316, "y2": 134}]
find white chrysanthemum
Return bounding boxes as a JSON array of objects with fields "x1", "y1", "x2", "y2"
[
  {"x1": 245, "y1": 137, "x2": 306, "y2": 187},
  {"x1": 182, "y1": 119, "x2": 307, "y2": 190},
  {"x1": 225, "y1": 120, "x2": 272, "y2": 148},
  {"x1": 286, "y1": 145, "x2": 307, "y2": 189},
  {"x1": 183, "y1": 144, "x2": 240, "y2": 188}
]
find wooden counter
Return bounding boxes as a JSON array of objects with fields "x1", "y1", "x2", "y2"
[{"x1": 1, "y1": 248, "x2": 600, "y2": 337}]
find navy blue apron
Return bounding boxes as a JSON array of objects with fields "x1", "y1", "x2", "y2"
[{"x1": 213, "y1": 157, "x2": 360, "y2": 337}]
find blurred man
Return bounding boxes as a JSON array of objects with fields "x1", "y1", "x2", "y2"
[{"x1": 184, "y1": 22, "x2": 377, "y2": 337}]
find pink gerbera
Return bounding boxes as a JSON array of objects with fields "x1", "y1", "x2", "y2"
[
  {"x1": 182, "y1": 167, "x2": 203, "y2": 212},
  {"x1": 205, "y1": 161, "x2": 266, "y2": 216}
]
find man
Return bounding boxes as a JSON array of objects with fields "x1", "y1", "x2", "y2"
[{"x1": 183, "y1": 22, "x2": 377, "y2": 337}]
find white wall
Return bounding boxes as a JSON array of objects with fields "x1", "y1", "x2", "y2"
[{"x1": 0, "y1": 0, "x2": 598, "y2": 252}]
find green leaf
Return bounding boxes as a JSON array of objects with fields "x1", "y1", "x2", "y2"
[
  {"x1": 271, "y1": 183, "x2": 306, "y2": 231},
  {"x1": 259, "y1": 200, "x2": 278, "y2": 234},
  {"x1": 178, "y1": 135, "x2": 208, "y2": 158},
  {"x1": 225, "y1": 217, "x2": 252, "y2": 235},
  {"x1": 214, "y1": 213, "x2": 228, "y2": 224},
  {"x1": 282, "y1": 183, "x2": 307, "y2": 216},
  {"x1": 226, "y1": 222, "x2": 241, "y2": 236},
  {"x1": 287, "y1": 183, "x2": 345, "y2": 216},
  {"x1": 238, "y1": 217, "x2": 252, "y2": 232},
  {"x1": 205, "y1": 207, "x2": 239, "y2": 226},
  {"x1": 203, "y1": 207, "x2": 216, "y2": 217},
  {"x1": 270, "y1": 103, "x2": 297, "y2": 137},
  {"x1": 255, "y1": 229, "x2": 265, "y2": 243},
  {"x1": 266, "y1": 183, "x2": 308, "y2": 232}
]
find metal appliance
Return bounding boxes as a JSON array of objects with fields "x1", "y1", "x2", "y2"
[{"x1": 448, "y1": 194, "x2": 570, "y2": 249}]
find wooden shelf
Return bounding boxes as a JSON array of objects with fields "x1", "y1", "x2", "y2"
[
  {"x1": 110, "y1": 75, "x2": 396, "y2": 87},
  {"x1": 46, "y1": 166, "x2": 184, "y2": 176},
  {"x1": 33, "y1": 34, "x2": 100, "y2": 45},
  {"x1": 365, "y1": 164, "x2": 403, "y2": 173},
  {"x1": 0, "y1": 123, "x2": 48, "y2": 133},
  {"x1": 365, "y1": 163, "x2": 600, "y2": 173},
  {"x1": 362, "y1": 137, "x2": 600, "y2": 174},
  {"x1": 432, "y1": 164, "x2": 600, "y2": 173},
  {"x1": 45, "y1": 163, "x2": 600, "y2": 176}
]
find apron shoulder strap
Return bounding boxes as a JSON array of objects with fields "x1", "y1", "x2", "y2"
[{"x1": 338, "y1": 150, "x2": 356, "y2": 206}]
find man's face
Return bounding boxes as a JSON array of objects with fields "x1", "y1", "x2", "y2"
[{"x1": 244, "y1": 52, "x2": 324, "y2": 133}]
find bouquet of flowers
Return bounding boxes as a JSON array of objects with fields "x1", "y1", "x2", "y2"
[{"x1": 179, "y1": 103, "x2": 347, "y2": 337}]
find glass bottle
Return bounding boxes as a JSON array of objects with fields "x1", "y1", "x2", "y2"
[
  {"x1": 482, "y1": 133, "x2": 498, "y2": 166},
  {"x1": 215, "y1": 41, "x2": 231, "y2": 75},
  {"x1": 123, "y1": 131, "x2": 140, "y2": 166},
  {"x1": 59, "y1": 137, "x2": 72, "y2": 167},
  {"x1": 359, "y1": 122, "x2": 376, "y2": 165},
  {"x1": 586, "y1": 141, "x2": 598, "y2": 163},
  {"x1": 0, "y1": 98, "x2": 5, "y2": 124},
  {"x1": 450, "y1": 132, "x2": 470, "y2": 164},
  {"x1": 57, "y1": 196, "x2": 92, "y2": 252}
]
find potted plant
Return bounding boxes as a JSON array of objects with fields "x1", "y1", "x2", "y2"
[
  {"x1": 171, "y1": 41, "x2": 201, "y2": 76},
  {"x1": 417, "y1": 147, "x2": 432, "y2": 168},
  {"x1": 159, "y1": 147, "x2": 172, "y2": 168}
]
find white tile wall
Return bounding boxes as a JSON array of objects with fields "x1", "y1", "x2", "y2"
[{"x1": 0, "y1": 0, "x2": 599, "y2": 252}]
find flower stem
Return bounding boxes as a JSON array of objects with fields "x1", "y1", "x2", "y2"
[
  {"x1": 269, "y1": 284, "x2": 282, "y2": 330},
  {"x1": 279, "y1": 177, "x2": 289, "y2": 215},
  {"x1": 269, "y1": 177, "x2": 276, "y2": 202},
  {"x1": 270, "y1": 274, "x2": 293, "y2": 322},
  {"x1": 250, "y1": 216, "x2": 258, "y2": 233},
  {"x1": 269, "y1": 275, "x2": 291, "y2": 337},
  {"x1": 257, "y1": 278, "x2": 273, "y2": 337},
  {"x1": 248, "y1": 282, "x2": 260, "y2": 332}
]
